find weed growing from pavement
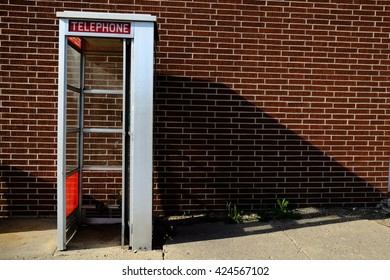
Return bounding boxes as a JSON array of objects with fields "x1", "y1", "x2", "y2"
[
  {"x1": 225, "y1": 202, "x2": 244, "y2": 224},
  {"x1": 258, "y1": 199, "x2": 301, "y2": 221}
]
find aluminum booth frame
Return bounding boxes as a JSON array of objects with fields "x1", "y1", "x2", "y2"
[{"x1": 56, "y1": 11, "x2": 157, "y2": 251}]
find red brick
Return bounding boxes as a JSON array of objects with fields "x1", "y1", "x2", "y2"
[{"x1": 1, "y1": 0, "x2": 389, "y2": 217}]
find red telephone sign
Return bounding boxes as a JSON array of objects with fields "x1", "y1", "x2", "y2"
[{"x1": 69, "y1": 20, "x2": 131, "y2": 35}]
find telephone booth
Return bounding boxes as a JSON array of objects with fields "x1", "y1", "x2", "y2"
[{"x1": 56, "y1": 11, "x2": 157, "y2": 251}]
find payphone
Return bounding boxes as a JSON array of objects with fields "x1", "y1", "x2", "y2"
[{"x1": 56, "y1": 11, "x2": 157, "y2": 250}]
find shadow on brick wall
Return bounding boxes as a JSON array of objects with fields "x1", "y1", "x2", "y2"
[
  {"x1": 153, "y1": 75, "x2": 385, "y2": 215},
  {"x1": 0, "y1": 165, "x2": 56, "y2": 218}
]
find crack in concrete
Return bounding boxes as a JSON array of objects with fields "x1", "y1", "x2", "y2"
[
  {"x1": 281, "y1": 230, "x2": 312, "y2": 260},
  {"x1": 162, "y1": 247, "x2": 166, "y2": 260}
]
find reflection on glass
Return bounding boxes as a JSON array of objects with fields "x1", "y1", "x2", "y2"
[
  {"x1": 83, "y1": 132, "x2": 122, "y2": 166},
  {"x1": 66, "y1": 132, "x2": 79, "y2": 173},
  {"x1": 66, "y1": 90, "x2": 79, "y2": 129},
  {"x1": 84, "y1": 51, "x2": 123, "y2": 91},
  {"x1": 67, "y1": 45, "x2": 81, "y2": 88},
  {"x1": 84, "y1": 93, "x2": 122, "y2": 129}
]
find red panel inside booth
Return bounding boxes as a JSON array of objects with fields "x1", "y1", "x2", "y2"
[{"x1": 66, "y1": 172, "x2": 79, "y2": 217}]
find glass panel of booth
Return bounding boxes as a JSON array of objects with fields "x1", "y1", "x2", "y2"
[
  {"x1": 66, "y1": 43, "x2": 81, "y2": 88},
  {"x1": 83, "y1": 132, "x2": 122, "y2": 167},
  {"x1": 65, "y1": 132, "x2": 79, "y2": 173},
  {"x1": 83, "y1": 93, "x2": 123, "y2": 129},
  {"x1": 83, "y1": 38, "x2": 123, "y2": 91},
  {"x1": 66, "y1": 90, "x2": 79, "y2": 129},
  {"x1": 65, "y1": 41, "x2": 81, "y2": 174}
]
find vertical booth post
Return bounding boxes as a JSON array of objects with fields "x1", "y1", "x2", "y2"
[
  {"x1": 57, "y1": 17, "x2": 67, "y2": 251},
  {"x1": 56, "y1": 11, "x2": 157, "y2": 251},
  {"x1": 130, "y1": 21, "x2": 154, "y2": 249}
]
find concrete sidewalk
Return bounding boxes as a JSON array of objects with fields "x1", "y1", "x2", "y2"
[
  {"x1": 1, "y1": 211, "x2": 390, "y2": 260},
  {"x1": 164, "y1": 216, "x2": 390, "y2": 259}
]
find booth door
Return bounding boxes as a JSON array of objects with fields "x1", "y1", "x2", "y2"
[{"x1": 57, "y1": 39, "x2": 83, "y2": 250}]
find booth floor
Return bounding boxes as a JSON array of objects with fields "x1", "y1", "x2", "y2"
[{"x1": 1, "y1": 208, "x2": 390, "y2": 260}]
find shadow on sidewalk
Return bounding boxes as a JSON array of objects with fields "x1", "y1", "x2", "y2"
[{"x1": 159, "y1": 208, "x2": 389, "y2": 245}]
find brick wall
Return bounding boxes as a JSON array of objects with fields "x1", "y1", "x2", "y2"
[
  {"x1": 1, "y1": 0, "x2": 390, "y2": 217},
  {"x1": 153, "y1": 0, "x2": 390, "y2": 214}
]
